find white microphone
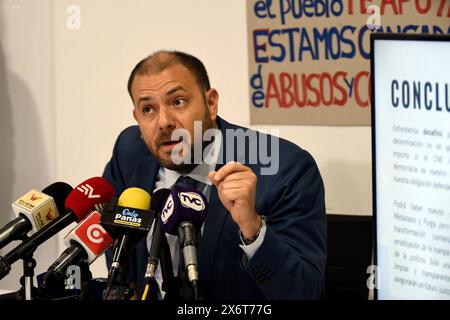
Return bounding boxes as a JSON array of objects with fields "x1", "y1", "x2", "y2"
[{"x1": 0, "y1": 182, "x2": 72, "y2": 250}]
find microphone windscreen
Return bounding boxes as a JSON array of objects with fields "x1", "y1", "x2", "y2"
[
  {"x1": 160, "y1": 185, "x2": 207, "y2": 235},
  {"x1": 117, "y1": 187, "x2": 151, "y2": 210},
  {"x1": 151, "y1": 188, "x2": 171, "y2": 212},
  {"x1": 42, "y1": 182, "x2": 73, "y2": 215},
  {"x1": 65, "y1": 177, "x2": 116, "y2": 221}
]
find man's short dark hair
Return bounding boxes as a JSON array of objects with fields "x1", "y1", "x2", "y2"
[{"x1": 127, "y1": 50, "x2": 211, "y2": 104}]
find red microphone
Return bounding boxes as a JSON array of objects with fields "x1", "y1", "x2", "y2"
[
  {"x1": 44, "y1": 210, "x2": 114, "y2": 281},
  {"x1": 64, "y1": 177, "x2": 116, "y2": 221},
  {"x1": 0, "y1": 177, "x2": 116, "y2": 280},
  {"x1": 69, "y1": 210, "x2": 113, "y2": 261}
]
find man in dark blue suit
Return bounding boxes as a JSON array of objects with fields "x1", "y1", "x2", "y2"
[{"x1": 103, "y1": 50, "x2": 326, "y2": 299}]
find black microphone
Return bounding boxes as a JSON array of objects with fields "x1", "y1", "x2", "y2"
[
  {"x1": 0, "y1": 182, "x2": 72, "y2": 250},
  {"x1": 159, "y1": 185, "x2": 207, "y2": 293},
  {"x1": 144, "y1": 188, "x2": 171, "y2": 283},
  {"x1": 0, "y1": 177, "x2": 116, "y2": 280},
  {"x1": 99, "y1": 187, "x2": 154, "y2": 290}
]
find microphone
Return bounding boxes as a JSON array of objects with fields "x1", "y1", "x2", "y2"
[
  {"x1": 100, "y1": 187, "x2": 154, "y2": 289},
  {"x1": 0, "y1": 177, "x2": 116, "y2": 280},
  {"x1": 0, "y1": 182, "x2": 73, "y2": 250},
  {"x1": 144, "y1": 188, "x2": 171, "y2": 282},
  {"x1": 44, "y1": 210, "x2": 114, "y2": 282},
  {"x1": 160, "y1": 185, "x2": 207, "y2": 290}
]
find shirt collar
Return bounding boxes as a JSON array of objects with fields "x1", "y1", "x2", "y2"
[{"x1": 163, "y1": 128, "x2": 222, "y2": 187}]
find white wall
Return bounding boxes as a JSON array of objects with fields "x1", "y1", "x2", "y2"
[
  {"x1": 0, "y1": 0, "x2": 372, "y2": 288},
  {"x1": 0, "y1": 0, "x2": 59, "y2": 290}
]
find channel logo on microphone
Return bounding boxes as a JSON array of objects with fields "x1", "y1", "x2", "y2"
[
  {"x1": 114, "y1": 208, "x2": 143, "y2": 227},
  {"x1": 161, "y1": 194, "x2": 174, "y2": 224},
  {"x1": 14, "y1": 190, "x2": 49, "y2": 210},
  {"x1": 72, "y1": 211, "x2": 113, "y2": 256},
  {"x1": 178, "y1": 192, "x2": 205, "y2": 211},
  {"x1": 12, "y1": 190, "x2": 59, "y2": 229},
  {"x1": 34, "y1": 206, "x2": 58, "y2": 229},
  {"x1": 30, "y1": 193, "x2": 43, "y2": 202}
]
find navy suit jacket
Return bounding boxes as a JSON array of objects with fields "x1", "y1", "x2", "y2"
[{"x1": 102, "y1": 117, "x2": 326, "y2": 299}]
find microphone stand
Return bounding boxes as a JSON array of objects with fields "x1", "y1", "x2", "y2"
[
  {"x1": 17, "y1": 251, "x2": 53, "y2": 301},
  {"x1": 104, "y1": 256, "x2": 132, "y2": 300},
  {"x1": 77, "y1": 261, "x2": 93, "y2": 300},
  {"x1": 159, "y1": 233, "x2": 175, "y2": 300},
  {"x1": 119, "y1": 256, "x2": 129, "y2": 300},
  {"x1": 22, "y1": 253, "x2": 37, "y2": 300},
  {"x1": 17, "y1": 240, "x2": 39, "y2": 300},
  {"x1": 117, "y1": 255, "x2": 138, "y2": 300}
]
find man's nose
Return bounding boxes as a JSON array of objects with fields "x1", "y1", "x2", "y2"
[{"x1": 158, "y1": 105, "x2": 176, "y2": 130}]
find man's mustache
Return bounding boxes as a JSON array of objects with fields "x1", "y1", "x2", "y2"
[{"x1": 156, "y1": 130, "x2": 185, "y2": 147}]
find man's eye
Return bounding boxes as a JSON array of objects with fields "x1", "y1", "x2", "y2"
[
  {"x1": 143, "y1": 106, "x2": 153, "y2": 114},
  {"x1": 174, "y1": 98, "x2": 187, "y2": 107}
]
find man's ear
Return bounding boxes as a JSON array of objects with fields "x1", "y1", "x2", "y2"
[{"x1": 206, "y1": 88, "x2": 219, "y2": 121}]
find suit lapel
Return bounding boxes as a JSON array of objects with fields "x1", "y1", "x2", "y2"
[
  {"x1": 198, "y1": 117, "x2": 236, "y2": 286},
  {"x1": 132, "y1": 154, "x2": 160, "y2": 291},
  {"x1": 131, "y1": 152, "x2": 160, "y2": 193},
  {"x1": 198, "y1": 183, "x2": 229, "y2": 286}
]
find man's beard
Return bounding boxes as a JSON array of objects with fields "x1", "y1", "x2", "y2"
[
  {"x1": 150, "y1": 111, "x2": 215, "y2": 174},
  {"x1": 161, "y1": 138, "x2": 213, "y2": 174}
]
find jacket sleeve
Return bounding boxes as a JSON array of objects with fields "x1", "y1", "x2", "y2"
[
  {"x1": 102, "y1": 129, "x2": 130, "y2": 196},
  {"x1": 101, "y1": 126, "x2": 138, "y2": 280},
  {"x1": 244, "y1": 145, "x2": 327, "y2": 300}
]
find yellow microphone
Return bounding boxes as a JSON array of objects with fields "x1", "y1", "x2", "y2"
[
  {"x1": 100, "y1": 187, "x2": 153, "y2": 297},
  {"x1": 117, "y1": 187, "x2": 151, "y2": 210}
]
